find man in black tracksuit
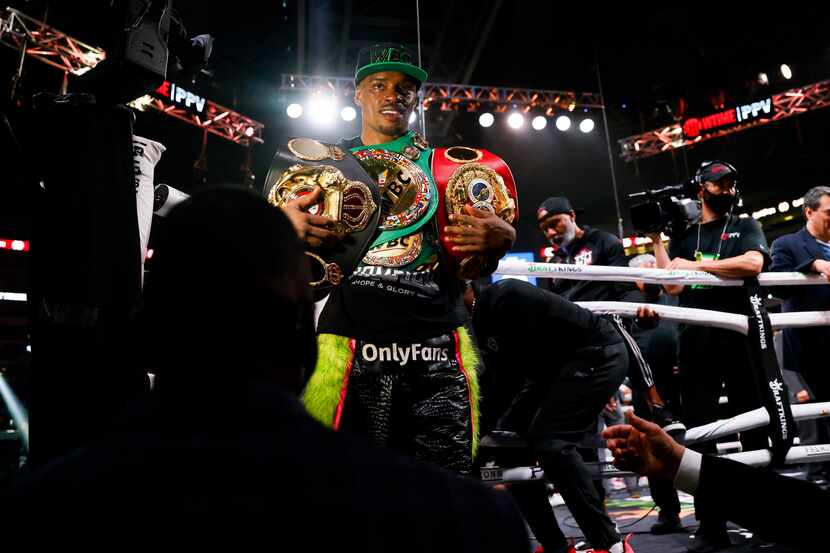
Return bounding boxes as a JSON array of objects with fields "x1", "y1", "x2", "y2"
[{"x1": 473, "y1": 279, "x2": 629, "y2": 553}]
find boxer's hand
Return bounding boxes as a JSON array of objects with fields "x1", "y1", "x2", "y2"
[
  {"x1": 602, "y1": 411, "x2": 685, "y2": 481},
  {"x1": 282, "y1": 187, "x2": 344, "y2": 249},
  {"x1": 445, "y1": 205, "x2": 515, "y2": 258}
]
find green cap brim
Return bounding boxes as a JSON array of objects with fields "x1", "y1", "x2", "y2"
[{"x1": 355, "y1": 62, "x2": 428, "y2": 86}]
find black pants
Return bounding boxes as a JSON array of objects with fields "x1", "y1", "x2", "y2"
[
  {"x1": 340, "y1": 331, "x2": 474, "y2": 475},
  {"x1": 678, "y1": 326, "x2": 766, "y2": 529},
  {"x1": 500, "y1": 339, "x2": 628, "y2": 550}
]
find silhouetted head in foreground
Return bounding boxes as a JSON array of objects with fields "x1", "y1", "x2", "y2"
[{"x1": 141, "y1": 187, "x2": 315, "y2": 395}]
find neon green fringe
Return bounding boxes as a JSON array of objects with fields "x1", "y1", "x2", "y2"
[
  {"x1": 302, "y1": 334, "x2": 353, "y2": 427},
  {"x1": 456, "y1": 326, "x2": 481, "y2": 457}
]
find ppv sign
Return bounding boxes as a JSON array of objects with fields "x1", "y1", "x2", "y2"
[
  {"x1": 154, "y1": 81, "x2": 207, "y2": 114},
  {"x1": 682, "y1": 97, "x2": 772, "y2": 138}
]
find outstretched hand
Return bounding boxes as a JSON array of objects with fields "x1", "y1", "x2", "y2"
[
  {"x1": 813, "y1": 259, "x2": 830, "y2": 280},
  {"x1": 602, "y1": 410, "x2": 685, "y2": 481},
  {"x1": 444, "y1": 205, "x2": 515, "y2": 257},
  {"x1": 281, "y1": 187, "x2": 344, "y2": 248}
]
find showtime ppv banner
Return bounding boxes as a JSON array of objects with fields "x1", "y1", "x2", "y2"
[{"x1": 682, "y1": 97, "x2": 772, "y2": 138}]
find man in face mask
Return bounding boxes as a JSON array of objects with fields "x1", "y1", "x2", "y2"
[{"x1": 649, "y1": 161, "x2": 771, "y2": 553}]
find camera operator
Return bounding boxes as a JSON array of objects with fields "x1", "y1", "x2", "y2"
[{"x1": 648, "y1": 160, "x2": 771, "y2": 553}]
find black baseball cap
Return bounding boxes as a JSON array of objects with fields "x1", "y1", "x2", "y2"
[
  {"x1": 695, "y1": 160, "x2": 738, "y2": 186},
  {"x1": 355, "y1": 43, "x2": 427, "y2": 86},
  {"x1": 537, "y1": 197, "x2": 579, "y2": 221}
]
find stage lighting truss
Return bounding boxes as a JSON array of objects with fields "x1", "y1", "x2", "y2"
[
  {"x1": 135, "y1": 94, "x2": 265, "y2": 145},
  {"x1": 0, "y1": 7, "x2": 264, "y2": 146},
  {"x1": 280, "y1": 74, "x2": 603, "y2": 114},
  {"x1": 0, "y1": 7, "x2": 104, "y2": 75},
  {"x1": 618, "y1": 79, "x2": 830, "y2": 162}
]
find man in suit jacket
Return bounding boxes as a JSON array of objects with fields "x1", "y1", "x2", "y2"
[
  {"x1": 770, "y1": 185, "x2": 830, "y2": 394},
  {"x1": 771, "y1": 185, "x2": 830, "y2": 483},
  {"x1": 4, "y1": 188, "x2": 529, "y2": 552},
  {"x1": 603, "y1": 411, "x2": 825, "y2": 550}
]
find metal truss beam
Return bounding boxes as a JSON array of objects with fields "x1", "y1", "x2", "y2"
[
  {"x1": 131, "y1": 95, "x2": 264, "y2": 145},
  {"x1": 0, "y1": 7, "x2": 263, "y2": 146},
  {"x1": 0, "y1": 7, "x2": 105, "y2": 75},
  {"x1": 280, "y1": 73, "x2": 603, "y2": 112},
  {"x1": 618, "y1": 80, "x2": 830, "y2": 162}
]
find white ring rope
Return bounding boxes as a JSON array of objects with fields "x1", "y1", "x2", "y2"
[
  {"x1": 685, "y1": 402, "x2": 830, "y2": 445},
  {"x1": 575, "y1": 301, "x2": 830, "y2": 335},
  {"x1": 485, "y1": 262, "x2": 830, "y2": 475},
  {"x1": 723, "y1": 444, "x2": 830, "y2": 468},
  {"x1": 495, "y1": 259, "x2": 830, "y2": 287}
]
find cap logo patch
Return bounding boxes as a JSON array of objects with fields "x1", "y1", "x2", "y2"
[{"x1": 371, "y1": 47, "x2": 411, "y2": 64}]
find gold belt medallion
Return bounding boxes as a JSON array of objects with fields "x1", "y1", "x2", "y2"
[
  {"x1": 267, "y1": 164, "x2": 376, "y2": 234},
  {"x1": 362, "y1": 232, "x2": 424, "y2": 267},
  {"x1": 445, "y1": 163, "x2": 516, "y2": 223},
  {"x1": 353, "y1": 149, "x2": 431, "y2": 230}
]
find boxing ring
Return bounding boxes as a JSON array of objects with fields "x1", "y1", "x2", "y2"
[{"x1": 479, "y1": 260, "x2": 830, "y2": 483}]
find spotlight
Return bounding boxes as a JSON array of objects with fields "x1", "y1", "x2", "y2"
[
  {"x1": 308, "y1": 95, "x2": 336, "y2": 124},
  {"x1": 286, "y1": 103, "x2": 303, "y2": 119},
  {"x1": 778, "y1": 201, "x2": 790, "y2": 213},
  {"x1": 579, "y1": 118, "x2": 595, "y2": 133},
  {"x1": 244, "y1": 126, "x2": 255, "y2": 137},
  {"x1": 507, "y1": 113, "x2": 525, "y2": 129},
  {"x1": 409, "y1": 111, "x2": 417, "y2": 125},
  {"x1": 531, "y1": 116, "x2": 547, "y2": 130},
  {"x1": 341, "y1": 106, "x2": 357, "y2": 121},
  {"x1": 555, "y1": 115, "x2": 571, "y2": 131},
  {"x1": 757, "y1": 72, "x2": 769, "y2": 85},
  {"x1": 479, "y1": 112, "x2": 495, "y2": 127},
  {"x1": 780, "y1": 64, "x2": 792, "y2": 80}
]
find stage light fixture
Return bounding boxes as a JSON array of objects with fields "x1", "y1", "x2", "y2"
[
  {"x1": 531, "y1": 116, "x2": 547, "y2": 130},
  {"x1": 286, "y1": 103, "x2": 303, "y2": 118},
  {"x1": 778, "y1": 201, "x2": 790, "y2": 213},
  {"x1": 758, "y1": 72, "x2": 769, "y2": 85},
  {"x1": 555, "y1": 115, "x2": 571, "y2": 131},
  {"x1": 507, "y1": 113, "x2": 525, "y2": 129},
  {"x1": 308, "y1": 96, "x2": 336, "y2": 124},
  {"x1": 781, "y1": 64, "x2": 792, "y2": 80},
  {"x1": 579, "y1": 118, "x2": 595, "y2": 133},
  {"x1": 479, "y1": 112, "x2": 495, "y2": 127},
  {"x1": 244, "y1": 127, "x2": 255, "y2": 137},
  {"x1": 341, "y1": 106, "x2": 357, "y2": 121}
]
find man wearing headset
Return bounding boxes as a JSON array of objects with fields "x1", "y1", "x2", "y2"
[{"x1": 649, "y1": 161, "x2": 771, "y2": 553}]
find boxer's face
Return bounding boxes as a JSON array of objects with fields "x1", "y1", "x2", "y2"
[{"x1": 355, "y1": 71, "x2": 418, "y2": 140}]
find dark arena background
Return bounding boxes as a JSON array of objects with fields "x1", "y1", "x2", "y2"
[{"x1": 1, "y1": 2, "x2": 830, "y2": 551}]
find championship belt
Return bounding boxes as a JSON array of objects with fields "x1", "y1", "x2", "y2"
[
  {"x1": 352, "y1": 147, "x2": 433, "y2": 234},
  {"x1": 263, "y1": 138, "x2": 381, "y2": 296},
  {"x1": 431, "y1": 146, "x2": 519, "y2": 279}
]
